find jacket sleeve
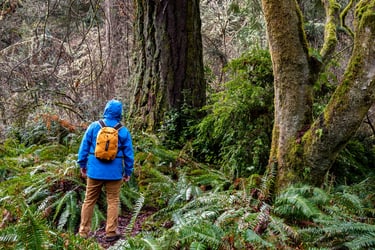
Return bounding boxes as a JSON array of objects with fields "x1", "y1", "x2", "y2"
[
  {"x1": 77, "y1": 123, "x2": 95, "y2": 168},
  {"x1": 122, "y1": 130, "x2": 134, "y2": 176}
]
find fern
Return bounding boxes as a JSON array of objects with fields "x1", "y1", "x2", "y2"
[
  {"x1": 168, "y1": 175, "x2": 202, "y2": 206},
  {"x1": 0, "y1": 201, "x2": 49, "y2": 249},
  {"x1": 300, "y1": 221, "x2": 375, "y2": 249},
  {"x1": 125, "y1": 194, "x2": 145, "y2": 236},
  {"x1": 267, "y1": 216, "x2": 299, "y2": 243},
  {"x1": 110, "y1": 235, "x2": 163, "y2": 250},
  {"x1": 259, "y1": 160, "x2": 277, "y2": 201},
  {"x1": 56, "y1": 191, "x2": 79, "y2": 232},
  {"x1": 178, "y1": 221, "x2": 225, "y2": 249},
  {"x1": 274, "y1": 185, "x2": 325, "y2": 221},
  {"x1": 91, "y1": 205, "x2": 106, "y2": 231},
  {"x1": 189, "y1": 165, "x2": 231, "y2": 192},
  {"x1": 244, "y1": 229, "x2": 274, "y2": 248},
  {"x1": 119, "y1": 173, "x2": 141, "y2": 210},
  {"x1": 190, "y1": 241, "x2": 207, "y2": 250},
  {"x1": 0, "y1": 228, "x2": 17, "y2": 248},
  {"x1": 344, "y1": 232, "x2": 375, "y2": 250},
  {"x1": 333, "y1": 191, "x2": 365, "y2": 216}
]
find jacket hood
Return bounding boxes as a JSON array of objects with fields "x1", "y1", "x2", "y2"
[{"x1": 103, "y1": 100, "x2": 123, "y2": 121}]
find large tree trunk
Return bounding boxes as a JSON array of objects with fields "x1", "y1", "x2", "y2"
[
  {"x1": 262, "y1": 0, "x2": 375, "y2": 190},
  {"x1": 130, "y1": 0, "x2": 205, "y2": 131}
]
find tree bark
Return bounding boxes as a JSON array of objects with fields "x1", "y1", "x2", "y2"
[
  {"x1": 130, "y1": 0, "x2": 205, "y2": 131},
  {"x1": 262, "y1": 0, "x2": 314, "y2": 188},
  {"x1": 262, "y1": 0, "x2": 375, "y2": 190}
]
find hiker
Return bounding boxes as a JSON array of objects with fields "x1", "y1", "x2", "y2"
[{"x1": 77, "y1": 99, "x2": 134, "y2": 242}]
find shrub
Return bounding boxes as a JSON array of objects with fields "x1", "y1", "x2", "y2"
[{"x1": 193, "y1": 48, "x2": 274, "y2": 178}]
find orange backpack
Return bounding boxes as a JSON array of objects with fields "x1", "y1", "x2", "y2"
[{"x1": 94, "y1": 120, "x2": 122, "y2": 161}]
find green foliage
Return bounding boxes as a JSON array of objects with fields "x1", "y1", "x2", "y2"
[
  {"x1": 0, "y1": 200, "x2": 103, "y2": 250},
  {"x1": 159, "y1": 101, "x2": 204, "y2": 149},
  {"x1": 0, "y1": 201, "x2": 49, "y2": 249},
  {"x1": 301, "y1": 221, "x2": 375, "y2": 249},
  {"x1": 5, "y1": 107, "x2": 83, "y2": 153},
  {"x1": 194, "y1": 48, "x2": 274, "y2": 178},
  {"x1": 271, "y1": 181, "x2": 375, "y2": 249},
  {"x1": 274, "y1": 185, "x2": 328, "y2": 221},
  {"x1": 125, "y1": 194, "x2": 145, "y2": 236},
  {"x1": 0, "y1": 127, "x2": 374, "y2": 249},
  {"x1": 0, "y1": 94, "x2": 374, "y2": 250},
  {"x1": 331, "y1": 138, "x2": 375, "y2": 185}
]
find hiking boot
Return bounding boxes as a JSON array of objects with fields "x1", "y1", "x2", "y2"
[
  {"x1": 105, "y1": 234, "x2": 121, "y2": 242},
  {"x1": 77, "y1": 232, "x2": 89, "y2": 239}
]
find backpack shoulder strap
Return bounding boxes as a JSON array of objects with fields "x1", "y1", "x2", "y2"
[
  {"x1": 98, "y1": 119, "x2": 106, "y2": 127},
  {"x1": 114, "y1": 123, "x2": 123, "y2": 130}
]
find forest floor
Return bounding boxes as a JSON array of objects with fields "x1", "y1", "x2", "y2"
[{"x1": 91, "y1": 208, "x2": 156, "y2": 249}]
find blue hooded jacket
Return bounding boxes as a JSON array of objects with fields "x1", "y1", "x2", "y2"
[{"x1": 77, "y1": 100, "x2": 134, "y2": 180}]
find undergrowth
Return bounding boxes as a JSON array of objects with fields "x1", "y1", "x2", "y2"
[
  {"x1": 0, "y1": 49, "x2": 374, "y2": 249},
  {"x1": 0, "y1": 131, "x2": 374, "y2": 249}
]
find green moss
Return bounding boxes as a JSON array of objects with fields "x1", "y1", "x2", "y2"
[
  {"x1": 321, "y1": 22, "x2": 338, "y2": 55},
  {"x1": 340, "y1": 0, "x2": 355, "y2": 37},
  {"x1": 355, "y1": 0, "x2": 375, "y2": 20},
  {"x1": 320, "y1": 0, "x2": 340, "y2": 60}
]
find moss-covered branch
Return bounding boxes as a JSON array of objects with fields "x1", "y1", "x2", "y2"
[
  {"x1": 320, "y1": 0, "x2": 341, "y2": 63},
  {"x1": 340, "y1": 0, "x2": 355, "y2": 38},
  {"x1": 301, "y1": 0, "x2": 375, "y2": 186}
]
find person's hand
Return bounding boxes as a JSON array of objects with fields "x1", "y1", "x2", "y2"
[
  {"x1": 80, "y1": 168, "x2": 87, "y2": 178},
  {"x1": 122, "y1": 175, "x2": 130, "y2": 182}
]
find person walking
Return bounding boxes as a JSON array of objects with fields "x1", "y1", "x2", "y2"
[{"x1": 77, "y1": 99, "x2": 134, "y2": 242}]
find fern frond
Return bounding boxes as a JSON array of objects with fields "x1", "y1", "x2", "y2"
[
  {"x1": 190, "y1": 241, "x2": 207, "y2": 250},
  {"x1": 0, "y1": 229, "x2": 17, "y2": 244},
  {"x1": 300, "y1": 221, "x2": 375, "y2": 248},
  {"x1": 267, "y1": 216, "x2": 299, "y2": 242},
  {"x1": 172, "y1": 192, "x2": 232, "y2": 226},
  {"x1": 125, "y1": 194, "x2": 145, "y2": 236},
  {"x1": 17, "y1": 202, "x2": 49, "y2": 249},
  {"x1": 52, "y1": 190, "x2": 79, "y2": 229},
  {"x1": 274, "y1": 194, "x2": 321, "y2": 220},
  {"x1": 66, "y1": 191, "x2": 79, "y2": 232},
  {"x1": 274, "y1": 185, "x2": 323, "y2": 221},
  {"x1": 190, "y1": 167, "x2": 231, "y2": 192},
  {"x1": 51, "y1": 190, "x2": 70, "y2": 222},
  {"x1": 111, "y1": 235, "x2": 162, "y2": 250},
  {"x1": 322, "y1": 221, "x2": 375, "y2": 235},
  {"x1": 334, "y1": 191, "x2": 364, "y2": 216},
  {"x1": 33, "y1": 144, "x2": 68, "y2": 162},
  {"x1": 215, "y1": 208, "x2": 244, "y2": 228},
  {"x1": 25, "y1": 185, "x2": 50, "y2": 204},
  {"x1": 120, "y1": 185, "x2": 141, "y2": 211},
  {"x1": 168, "y1": 177, "x2": 202, "y2": 206},
  {"x1": 311, "y1": 187, "x2": 330, "y2": 206},
  {"x1": 58, "y1": 206, "x2": 70, "y2": 230},
  {"x1": 56, "y1": 190, "x2": 79, "y2": 232},
  {"x1": 139, "y1": 236, "x2": 162, "y2": 250},
  {"x1": 344, "y1": 232, "x2": 375, "y2": 250},
  {"x1": 259, "y1": 160, "x2": 277, "y2": 200},
  {"x1": 91, "y1": 205, "x2": 105, "y2": 230},
  {"x1": 179, "y1": 221, "x2": 225, "y2": 249},
  {"x1": 243, "y1": 229, "x2": 273, "y2": 248},
  {"x1": 37, "y1": 194, "x2": 58, "y2": 212}
]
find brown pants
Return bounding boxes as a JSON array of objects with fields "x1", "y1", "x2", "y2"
[{"x1": 79, "y1": 178, "x2": 122, "y2": 237}]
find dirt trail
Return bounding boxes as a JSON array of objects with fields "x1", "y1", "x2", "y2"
[{"x1": 93, "y1": 209, "x2": 155, "y2": 248}]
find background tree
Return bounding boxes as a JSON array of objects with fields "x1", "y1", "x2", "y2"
[
  {"x1": 130, "y1": 0, "x2": 206, "y2": 133},
  {"x1": 261, "y1": 0, "x2": 375, "y2": 190},
  {"x1": 200, "y1": 0, "x2": 266, "y2": 89},
  {"x1": 0, "y1": 0, "x2": 134, "y2": 137}
]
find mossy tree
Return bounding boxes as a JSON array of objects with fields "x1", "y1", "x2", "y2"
[
  {"x1": 130, "y1": 0, "x2": 206, "y2": 132},
  {"x1": 261, "y1": 0, "x2": 375, "y2": 190}
]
